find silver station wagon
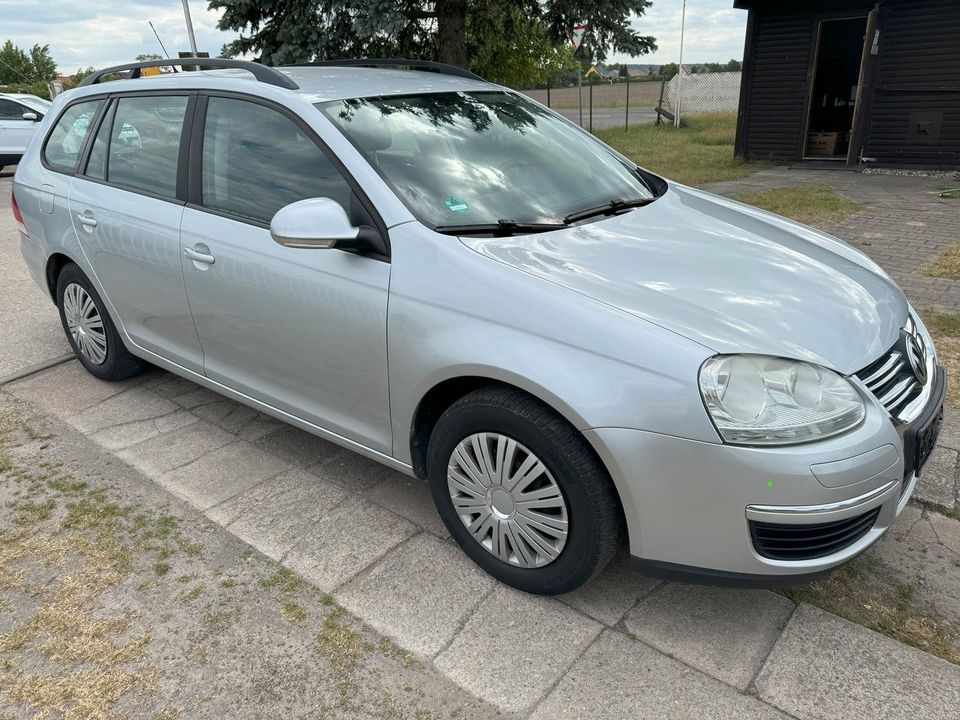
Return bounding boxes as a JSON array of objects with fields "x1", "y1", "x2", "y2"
[{"x1": 13, "y1": 59, "x2": 944, "y2": 594}]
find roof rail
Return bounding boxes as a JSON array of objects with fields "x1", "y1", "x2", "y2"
[
  {"x1": 288, "y1": 58, "x2": 484, "y2": 82},
  {"x1": 77, "y1": 58, "x2": 299, "y2": 90}
]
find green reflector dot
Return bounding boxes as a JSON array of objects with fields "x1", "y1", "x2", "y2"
[{"x1": 766, "y1": 481, "x2": 774, "y2": 488}]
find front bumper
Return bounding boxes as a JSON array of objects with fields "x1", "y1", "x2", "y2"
[{"x1": 586, "y1": 364, "x2": 945, "y2": 585}]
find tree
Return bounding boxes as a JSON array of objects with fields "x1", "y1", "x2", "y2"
[
  {"x1": 28, "y1": 44, "x2": 57, "y2": 81},
  {"x1": 211, "y1": 0, "x2": 656, "y2": 75},
  {"x1": 658, "y1": 62, "x2": 678, "y2": 80},
  {"x1": 136, "y1": 53, "x2": 166, "y2": 62},
  {"x1": 0, "y1": 40, "x2": 58, "y2": 84}
]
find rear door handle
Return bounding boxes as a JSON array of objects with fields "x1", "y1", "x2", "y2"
[
  {"x1": 76, "y1": 214, "x2": 97, "y2": 228},
  {"x1": 184, "y1": 247, "x2": 216, "y2": 265}
]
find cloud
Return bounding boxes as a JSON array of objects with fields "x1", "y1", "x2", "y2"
[
  {"x1": 0, "y1": 0, "x2": 239, "y2": 72},
  {"x1": 609, "y1": 0, "x2": 748, "y2": 65}
]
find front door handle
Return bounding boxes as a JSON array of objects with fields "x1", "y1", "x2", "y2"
[
  {"x1": 184, "y1": 247, "x2": 216, "y2": 265},
  {"x1": 76, "y1": 213, "x2": 97, "y2": 228}
]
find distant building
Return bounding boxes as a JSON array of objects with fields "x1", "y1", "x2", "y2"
[
  {"x1": 584, "y1": 64, "x2": 620, "y2": 81},
  {"x1": 733, "y1": 0, "x2": 960, "y2": 168}
]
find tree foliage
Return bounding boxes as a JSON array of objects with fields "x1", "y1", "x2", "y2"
[
  {"x1": 210, "y1": 0, "x2": 656, "y2": 80},
  {"x1": 0, "y1": 40, "x2": 59, "y2": 84}
]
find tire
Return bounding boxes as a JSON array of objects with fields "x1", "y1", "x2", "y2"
[
  {"x1": 56, "y1": 263, "x2": 148, "y2": 381},
  {"x1": 427, "y1": 386, "x2": 623, "y2": 595}
]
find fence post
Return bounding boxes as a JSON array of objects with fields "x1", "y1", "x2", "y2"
[
  {"x1": 624, "y1": 76, "x2": 630, "y2": 131},
  {"x1": 589, "y1": 79, "x2": 593, "y2": 133},
  {"x1": 656, "y1": 79, "x2": 666, "y2": 125},
  {"x1": 546, "y1": 81, "x2": 551, "y2": 108}
]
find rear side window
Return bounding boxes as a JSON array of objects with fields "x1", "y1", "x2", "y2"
[
  {"x1": 201, "y1": 96, "x2": 353, "y2": 225},
  {"x1": 43, "y1": 100, "x2": 103, "y2": 172},
  {"x1": 0, "y1": 99, "x2": 27, "y2": 120},
  {"x1": 106, "y1": 95, "x2": 188, "y2": 199}
]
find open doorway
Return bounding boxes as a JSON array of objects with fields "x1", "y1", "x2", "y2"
[{"x1": 804, "y1": 16, "x2": 868, "y2": 161}]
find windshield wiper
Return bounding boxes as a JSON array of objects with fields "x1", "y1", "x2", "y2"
[
  {"x1": 563, "y1": 197, "x2": 655, "y2": 225},
  {"x1": 433, "y1": 219, "x2": 568, "y2": 237}
]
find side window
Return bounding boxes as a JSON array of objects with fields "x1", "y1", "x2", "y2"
[
  {"x1": 42, "y1": 99, "x2": 103, "y2": 172},
  {"x1": 0, "y1": 99, "x2": 27, "y2": 120},
  {"x1": 107, "y1": 95, "x2": 188, "y2": 199},
  {"x1": 84, "y1": 101, "x2": 115, "y2": 181},
  {"x1": 201, "y1": 96, "x2": 354, "y2": 225}
]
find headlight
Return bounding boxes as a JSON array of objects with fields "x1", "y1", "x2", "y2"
[{"x1": 699, "y1": 355, "x2": 865, "y2": 445}]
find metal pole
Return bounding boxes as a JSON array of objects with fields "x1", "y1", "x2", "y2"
[
  {"x1": 577, "y1": 68, "x2": 583, "y2": 127},
  {"x1": 181, "y1": 0, "x2": 199, "y2": 55},
  {"x1": 625, "y1": 76, "x2": 630, "y2": 130},
  {"x1": 675, "y1": 0, "x2": 687, "y2": 128},
  {"x1": 589, "y1": 79, "x2": 593, "y2": 132},
  {"x1": 547, "y1": 81, "x2": 551, "y2": 108}
]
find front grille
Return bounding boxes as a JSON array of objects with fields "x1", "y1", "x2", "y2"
[
  {"x1": 749, "y1": 507, "x2": 881, "y2": 561},
  {"x1": 855, "y1": 317, "x2": 926, "y2": 419}
]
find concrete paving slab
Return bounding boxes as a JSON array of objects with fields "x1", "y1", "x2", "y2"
[
  {"x1": 283, "y1": 495, "x2": 416, "y2": 592},
  {"x1": 6, "y1": 360, "x2": 142, "y2": 417},
  {"x1": 624, "y1": 583, "x2": 795, "y2": 689},
  {"x1": 559, "y1": 552, "x2": 661, "y2": 626},
  {"x1": 312, "y1": 449, "x2": 402, "y2": 492},
  {"x1": 755, "y1": 603, "x2": 960, "y2": 720},
  {"x1": 90, "y1": 409, "x2": 199, "y2": 450},
  {"x1": 116, "y1": 422, "x2": 235, "y2": 477},
  {"x1": 531, "y1": 629, "x2": 790, "y2": 720},
  {"x1": 914, "y1": 446, "x2": 958, "y2": 509},
  {"x1": 362, "y1": 472, "x2": 449, "y2": 537},
  {"x1": 167, "y1": 386, "x2": 225, "y2": 410},
  {"x1": 435, "y1": 585, "x2": 602, "y2": 712},
  {"x1": 66, "y1": 386, "x2": 179, "y2": 433},
  {"x1": 206, "y1": 467, "x2": 347, "y2": 560},
  {"x1": 158, "y1": 440, "x2": 291, "y2": 510},
  {"x1": 191, "y1": 399, "x2": 283, "y2": 440},
  {"x1": 336, "y1": 533, "x2": 495, "y2": 658},
  {"x1": 255, "y1": 425, "x2": 343, "y2": 467},
  {"x1": 929, "y1": 510, "x2": 960, "y2": 555}
]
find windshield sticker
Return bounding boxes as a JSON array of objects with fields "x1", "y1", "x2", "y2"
[{"x1": 443, "y1": 195, "x2": 469, "y2": 214}]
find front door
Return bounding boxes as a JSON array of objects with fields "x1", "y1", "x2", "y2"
[
  {"x1": 68, "y1": 93, "x2": 204, "y2": 371},
  {"x1": 179, "y1": 95, "x2": 392, "y2": 453},
  {"x1": 0, "y1": 97, "x2": 39, "y2": 162}
]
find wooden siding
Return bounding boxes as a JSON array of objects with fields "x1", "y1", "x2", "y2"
[
  {"x1": 736, "y1": 0, "x2": 960, "y2": 167},
  {"x1": 862, "y1": 0, "x2": 960, "y2": 166}
]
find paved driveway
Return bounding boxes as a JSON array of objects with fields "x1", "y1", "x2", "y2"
[
  {"x1": 0, "y1": 168, "x2": 72, "y2": 380},
  {"x1": 2, "y1": 166, "x2": 959, "y2": 717}
]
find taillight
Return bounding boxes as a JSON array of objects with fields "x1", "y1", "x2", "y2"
[{"x1": 11, "y1": 190, "x2": 26, "y2": 235}]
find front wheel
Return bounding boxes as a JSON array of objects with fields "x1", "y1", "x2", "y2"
[
  {"x1": 427, "y1": 386, "x2": 623, "y2": 594},
  {"x1": 56, "y1": 263, "x2": 148, "y2": 381}
]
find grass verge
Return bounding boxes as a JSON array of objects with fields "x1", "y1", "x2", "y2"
[
  {"x1": 597, "y1": 112, "x2": 763, "y2": 185},
  {"x1": 924, "y1": 242, "x2": 960, "y2": 280},
  {"x1": 917, "y1": 309, "x2": 960, "y2": 408},
  {"x1": 733, "y1": 182, "x2": 865, "y2": 229}
]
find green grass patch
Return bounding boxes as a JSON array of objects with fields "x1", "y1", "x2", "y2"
[
  {"x1": 597, "y1": 112, "x2": 762, "y2": 185},
  {"x1": 733, "y1": 182, "x2": 864, "y2": 229},
  {"x1": 917, "y1": 309, "x2": 960, "y2": 408}
]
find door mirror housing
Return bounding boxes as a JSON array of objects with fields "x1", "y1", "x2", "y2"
[
  {"x1": 270, "y1": 198, "x2": 384, "y2": 254},
  {"x1": 22, "y1": 111, "x2": 39, "y2": 121}
]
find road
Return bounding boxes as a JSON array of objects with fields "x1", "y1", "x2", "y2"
[
  {"x1": 0, "y1": 166, "x2": 72, "y2": 380},
  {"x1": 553, "y1": 106, "x2": 657, "y2": 130}
]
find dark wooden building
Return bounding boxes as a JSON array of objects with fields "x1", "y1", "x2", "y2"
[{"x1": 733, "y1": 0, "x2": 960, "y2": 167}]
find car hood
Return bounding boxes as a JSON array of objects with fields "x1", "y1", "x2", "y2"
[{"x1": 460, "y1": 184, "x2": 907, "y2": 375}]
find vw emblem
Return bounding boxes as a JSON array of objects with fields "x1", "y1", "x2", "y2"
[{"x1": 905, "y1": 330, "x2": 928, "y2": 385}]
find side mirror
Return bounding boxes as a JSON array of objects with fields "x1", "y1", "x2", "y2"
[
  {"x1": 22, "y1": 112, "x2": 39, "y2": 121},
  {"x1": 270, "y1": 198, "x2": 384, "y2": 254}
]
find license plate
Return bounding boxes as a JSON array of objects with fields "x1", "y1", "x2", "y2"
[{"x1": 914, "y1": 404, "x2": 943, "y2": 477}]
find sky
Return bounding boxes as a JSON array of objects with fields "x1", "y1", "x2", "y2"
[{"x1": 0, "y1": 0, "x2": 748, "y2": 75}]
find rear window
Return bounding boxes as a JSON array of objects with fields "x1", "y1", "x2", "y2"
[{"x1": 43, "y1": 99, "x2": 103, "y2": 172}]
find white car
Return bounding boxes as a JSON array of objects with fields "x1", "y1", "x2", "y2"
[{"x1": 0, "y1": 93, "x2": 51, "y2": 172}]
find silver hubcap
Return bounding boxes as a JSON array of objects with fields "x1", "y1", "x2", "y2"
[
  {"x1": 63, "y1": 283, "x2": 107, "y2": 365},
  {"x1": 447, "y1": 433, "x2": 569, "y2": 568}
]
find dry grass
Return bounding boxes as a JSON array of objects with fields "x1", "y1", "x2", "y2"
[
  {"x1": 917, "y1": 309, "x2": 960, "y2": 408},
  {"x1": 733, "y1": 182, "x2": 865, "y2": 229},
  {"x1": 316, "y1": 608, "x2": 369, "y2": 672},
  {"x1": 781, "y1": 566, "x2": 959, "y2": 665},
  {"x1": 924, "y1": 242, "x2": 960, "y2": 280},
  {"x1": 597, "y1": 112, "x2": 762, "y2": 185}
]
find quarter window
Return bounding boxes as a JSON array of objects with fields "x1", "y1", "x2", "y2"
[
  {"x1": 43, "y1": 100, "x2": 103, "y2": 172},
  {"x1": 201, "y1": 97, "x2": 353, "y2": 225},
  {"x1": 0, "y1": 99, "x2": 27, "y2": 120},
  {"x1": 106, "y1": 95, "x2": 188, "y2": 199}
]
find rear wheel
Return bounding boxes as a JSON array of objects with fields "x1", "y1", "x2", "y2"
[
  {"x1": 427, "y1": 386, "x2": 622, "y2": 594},
  {"x1": 56, "y1": 263, "x2": 147, "y2": 381}
]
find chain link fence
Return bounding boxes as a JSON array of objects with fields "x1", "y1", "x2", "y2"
[{"x1": 665, "y1": 71, "x2": 742, "y2": 116}]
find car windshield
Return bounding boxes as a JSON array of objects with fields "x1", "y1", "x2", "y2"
[
  {"x1": 15, "y1": 95, "x2": 51, "y2": 113},
  {"x1": 317, "y1": 91, "x2": 656, "y2": 230}
]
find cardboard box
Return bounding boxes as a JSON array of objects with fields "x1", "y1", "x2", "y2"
[{"x1": 806, "y1": 131, "x2": 845, "y2": 157}]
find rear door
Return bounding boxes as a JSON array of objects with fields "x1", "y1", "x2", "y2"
[
  {"x1": 0, "y1": 97, "x2": 38, "y2": 160},
  {"x1": 178, "y1": 94, "x2": 392, "y2": 452},
  {"x1": 68, "y1": 92, "x2": 204, "y2": 371}
]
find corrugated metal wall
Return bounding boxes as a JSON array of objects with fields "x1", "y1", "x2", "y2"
[{"x1": 737, "y1": 0, "x2": 960, "y2": 167}]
